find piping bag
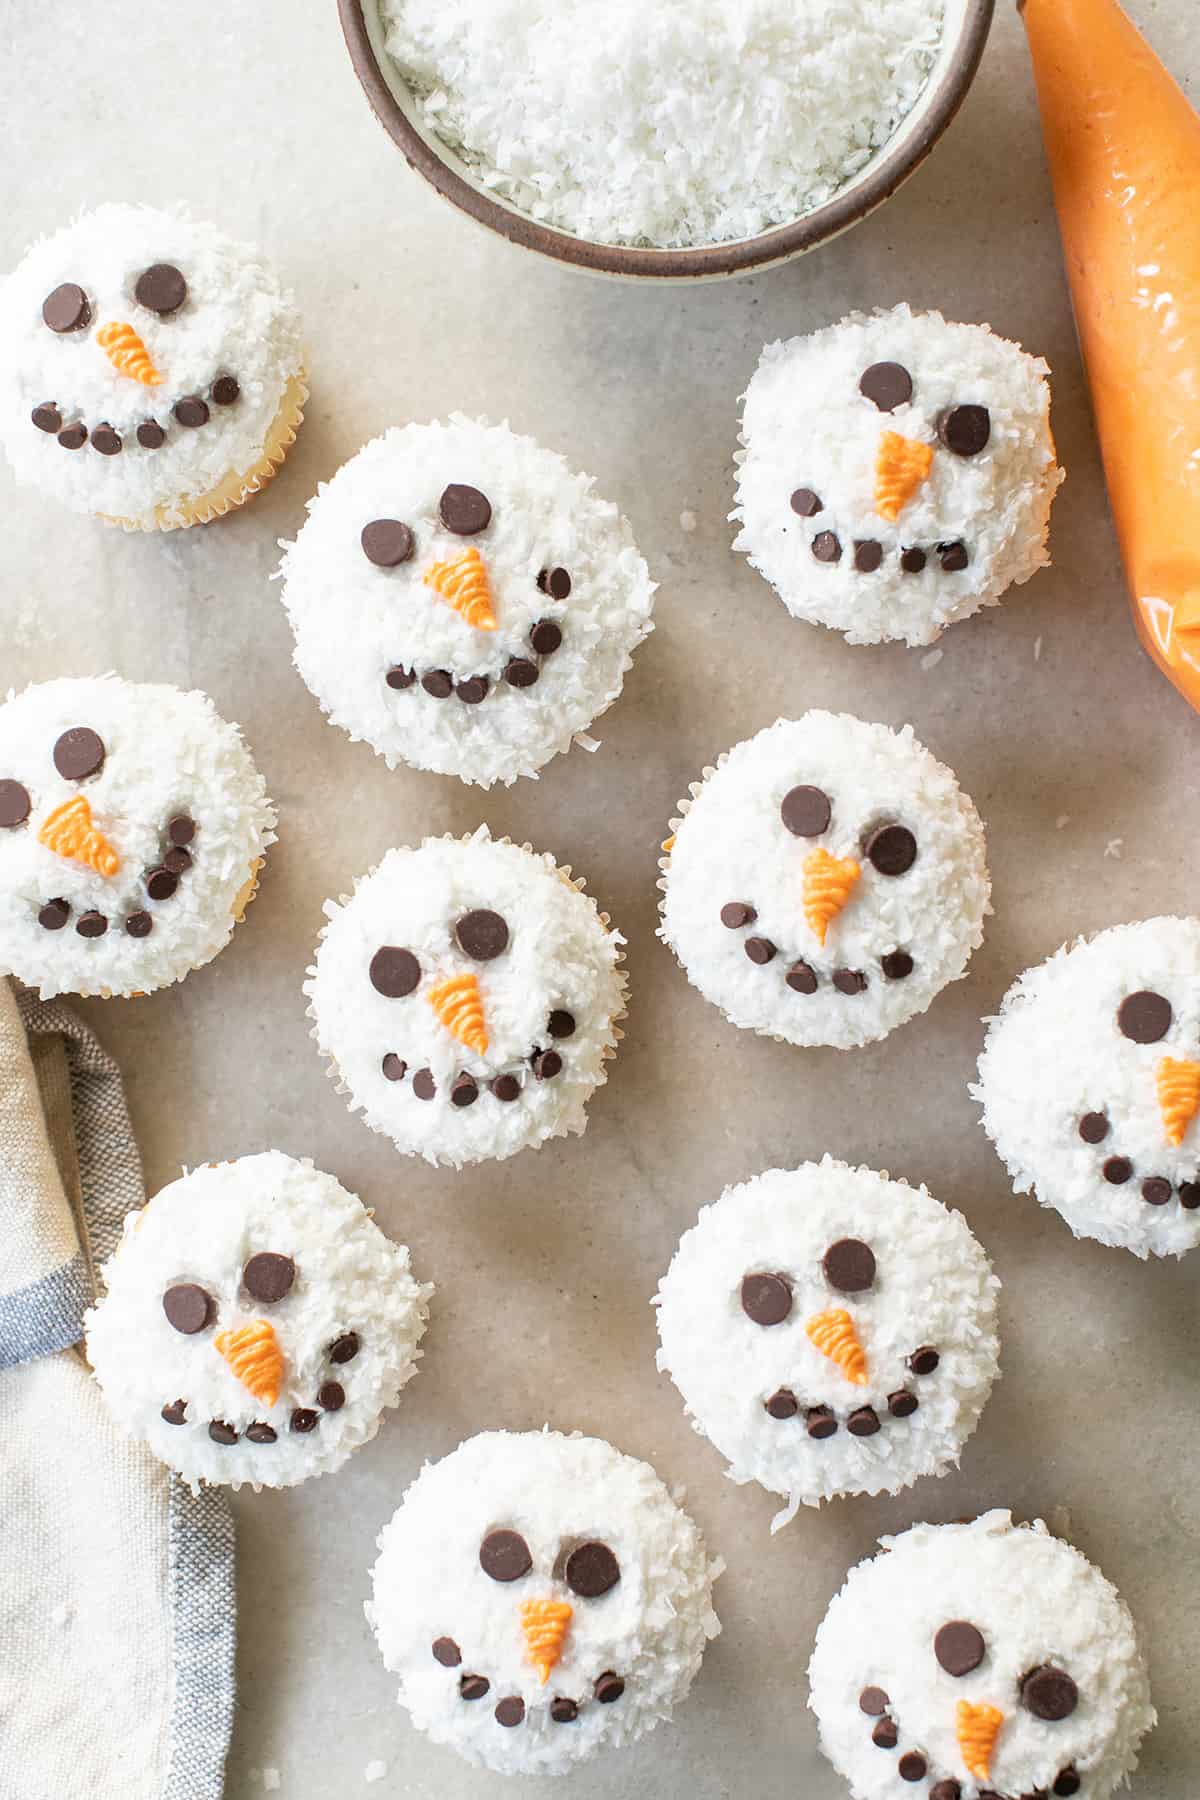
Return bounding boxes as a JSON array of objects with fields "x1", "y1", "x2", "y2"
[{"x1": 1021, "y1": 0, "x2": 1200, "y2": 710}]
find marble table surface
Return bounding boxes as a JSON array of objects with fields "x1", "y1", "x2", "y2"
[{"x1": 4, "y1": 3, "x2": 1197, "y2": 1796}]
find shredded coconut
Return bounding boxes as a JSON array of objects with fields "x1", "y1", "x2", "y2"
[{"x1": 364, "y1": 1762, "x2": 388, "y2": 1783}]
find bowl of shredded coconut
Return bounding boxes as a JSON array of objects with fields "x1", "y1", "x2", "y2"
[{"x1": 339, "y1": 0, "x2": 994, "y2": 278}]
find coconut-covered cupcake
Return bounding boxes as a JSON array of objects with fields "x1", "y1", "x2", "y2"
[
  {"x1": 809, "y1": 1512, "x2": 1155, "y2": 1800},
  {"x1": 0, "y1": 204, "x2": 306, "y2": 530},
  {"x1": 278, "y1": 416, "x2": 654, "y2": 787},
  {"x1": 367, "y1": 1430, "x2": 721, "y2": 1776},
  {"x1": 658, "y1": 713, "x2": 989, "y2": 1050},
  {"x1": 734, "y1": 305, "x2": 1063, "y2": 646},
  {"x1": 976, "y1": 916, "x2": 1200, "y2": 1258},
  {"x1": 0, "y1": 675, "x2": 275, "y2": 998},
  {"x1": 655, "y1": 1159, "x2": 999, "y2": 1527},
  {"x1": 305, "y1": 828, "x2": 626, "y2": 1166},
  {"x1": 85, "y1": 1152, "x2": 432, "y2": 1491}
]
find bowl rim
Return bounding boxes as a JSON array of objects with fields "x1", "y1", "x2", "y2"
[{"x1": 338, "y1": 0, "x2": 996, "y2": 279}]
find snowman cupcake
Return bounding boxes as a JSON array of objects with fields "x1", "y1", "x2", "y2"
[
  {"x1": 278, "y1": 416, "x2": 655, "y2": 786},
  {"x1": 656, "y1": 1160, "x2": 999, "y2": 1526},
  {"x1": 976, "y1": 916, "x2": 1200, "y2": 1258},
  {"x1": 305, "y1": 828, "x2": 627, "y2": 1166},
  {"x1": 0, "y1": 204, "x2": 306, "y2": 529},
  {"x1": 0, "y1": 675, "x2": 275, "y2": 998},
  {"x1": 658, "y1": 713, "x2": 989, "y2": 1050},
  {"x1": 734, "y1": 305, "x2": 1063, "y2": 646},
  {"x1": 809, "y1": 1512, "x2": 1154, "y2": 1800},
  {"x1": 85, "y1": 1152, "x2": 432, "y2": 1491},
  {"x1": 367, "y1": 1430, "x2": 721, "y2": 1775}
]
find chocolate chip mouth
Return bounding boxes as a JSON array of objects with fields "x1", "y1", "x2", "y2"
[
  {"x1": 855, "y1": 1686, "x2": 1080, "y2": 1798},
  {"x1": 381, "y1": 1030, "x2": 570, "y2": 1107},
  {"x1": 32, "y1": 372, "x2": 240, "y2": 456},
  {"x1": 1077, "y1": 1112, "x2": 1200, "y2": 1212},
  {"x1": 384, "y1": 618, "x2": 565, "y2": 704},
  {"x1": 807, "y1": 531, "x2": 970, "y2": 576},
  {"x1": 765, "y1": 1347, "x2": 936, "y2": 1437},
  {"x1": 161, "y1": 1330, "x2": 355, "y2": 1444},
  {"x1": 720, "y1": 901, "x2": 913, "y2": 994},
  {"x1": 34, "y1": 811, "x2": 198, "y2": 940},
  {"x1": 444, "y1": 1657, "x2": 626, "y2": 1725}
]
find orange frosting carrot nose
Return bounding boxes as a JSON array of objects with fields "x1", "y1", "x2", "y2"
[
  {"x1": 96, "y1": 320, "x2": 162, "y2": 386},
  {"x1": 1157, "y1": 1056, "x2": 1200, "y2": 1145},
  {"x1": 37, "y1": 794, "x2": 120, "y2": 878},
  {"x1": 804, "y1": 1308, "x2": 867, "y2": 1384},
  {"x1": 424, "y1": 546, "x2": 498, "y2": 630},
  {"x1": 520, "y1": 1599, "x2": 573, "y2": 1683},
  {"x1": 956, "y1": 1700, "x2": 1003, "y2": 1781},
  {"x1": 214, "y1": 1319, "x2": 283, "y2": 1407},
  {"x1": 803, "y1": 848, "x2": 860, "y2": 945},
  {"x1": 428, "y1": 972, "x2": 488, "y2": 1055},
  {"x1": 875, "y1": 431, "x2": 934, "y2": 520}
]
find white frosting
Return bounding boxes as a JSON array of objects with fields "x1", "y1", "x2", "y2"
[
  {"x1": 809, "y1": 1512, "x2": 1155, "y2": 1800},
  {"x1": 305, "y1": 829, "x2": 627, "y2": 1166},
  {"x1": 734, "y1": 306, "x2": 1063, "y2": 647},
  {"x1": 84, "y1": 1152, "x2": 432, "y2": 1491},
  {"x1": 658, "y1": 713, "x2": 990, "y2": 1049},
  {"x1": 0, "y1": 676, "x2": 275, "y2": 998},
  {"x1": 975, "y1": 916, "x2": 1200, "y2": 1258},
  {"x1": 278, "y1": 417, "x2": 654, "y2": 787},
  {"x1": 367, "y1": 1429, "x2": 721, "y2": 1775},
  {"x1": 655, "y1": 1159, "x2": 999, "y2": 1525},
  {"x1": 0, "y1": 204, "x2": 304, "y2": 527}
]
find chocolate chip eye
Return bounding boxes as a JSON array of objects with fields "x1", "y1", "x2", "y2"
[
  {"x1": 361, "y1": 519, "x2": 415, "y2": 567},
  {"x1": 564, "y1": 1541, "x2": 621, "y2": 1598},
  {"x1": 0, "y1": 781, "x2": 31, "y2": 828},
  {"x1": 937, "y1": 404, "x2": 991, "y2": 457},
  {"x1": 369, "y1": 946, "x2": 421, "y2": 998},
  {"x1": 934, "y1": 1620, "x2": 986, "y2": 1676},
  {"x1": 1021, "y1": 1664, "x2": 1079, "y2": 1721},
  {"x1": 740, "y1": 1271, "x2": 793, "y2": 1326},
  {"x1": 53, "y1": 727, "x2": 105, "y2": 781},
  {"x1": 822, "y1": 1238, "x2": 876, "y2": 1293},
  {"x1": 864, "y1": 822, "x2": 917, "y2": 876},
  {"x1": 1117, "y1": 990, "x2": 1172, "y2": 1043},
  {"x1": 162, "y1": 1283, "x2": 215, "y2": 1335},
  {"x1": 243, "y1": 1252, "x2": 295, "y2": 1303},
  {"x1": 537, "y1": 567, "x2": 572, "y2": 600},
  {"x1": 859, "y1": 362, "x2": 913, "y2": 412},
  {"x1": 455, "y1": 909, "x2": 509, "y2": 961},
  {"x1": 781, "y1": 784, "x2": 832, "y2": 837},
  {"x1": 42, "y1": 283, "x2": 90, "y2": 333},
  {"x1": 134, "y1": 263, "x2": 188, "y2": 316},
  {"x1": 479, "y1": 1529, "x2": 532, "y2": 1582},
  {"x1": 439, "y1": 483, "x2": 492, "y2": 535}
]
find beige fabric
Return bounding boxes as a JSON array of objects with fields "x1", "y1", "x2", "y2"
[{"x1": 0, "y1": 981, "x2": 78, "y2": 1301}]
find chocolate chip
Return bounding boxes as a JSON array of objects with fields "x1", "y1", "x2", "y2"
[
  {"x1": 504, "y1": 657, "x2": 539, "y2": 688},
  {"x1": 76, "y1": 911, "x2": 107, "y2": 938},
  {"x1": 208, "y1": 1421, "x2": 238, "y2": 1445},
  {"x1": 137, "y1": 420, "x2": 166, "y2": 449},
  {"x1": 57, "y1": 424, "x2": 87, "y2": 450},
  {"x1": 872, "y1": 1717, "x2": 899, "y2": 1749},
  {"x1": 42, "y1": 283, "x2": 90, "y2": 333},
  {"x1": 91, "y1": 425, "x2": 122, "y2": 456},
  {"x1": 382, "y1": 1053, "x2": 407, "y2": 1082},
  {"x1": 1117, "y1": 989, "x2": 1172, "y2": 1042},
  {"x1": 422, "y1": 670, "x2": 453, "y2": 699},
  {"x1": 1021, "y1": 1665, "x2": 1078, "y2": 1721},
  {"x1": 909, "y1": 1346, "x2": 939, "y2": 1375},
  {"x1": 859, "y1": 1687, "x2": 889, "y2": 1716},
  {"x1": 1103, "y1": 1156, "x2": 1133, "y2": 1184},
  {"x1": 1181, "y1": 1182, "x2": 1200, "y2": 1210},
  {"x1": 900, "y1": 547, "x2": 927, "y2": 573},
  {"x1": 361, "y1": 519, "x2": 415, "y2": 567},
  {"x1": 246, "y1": 1423, "x2": 277, "y2": 1443},
  {"x1": 854, "y1": 540, "x2": 883, "y2": 572},
  {"x1": 386, "y1": 665, "x2": 416, "y2": 689},
  {"x1": 1052, "y1": 1773, "x2": 1080, "y2": 1797},
  {"x1": 211, "y1": 375, "x2": 240, "y2": 406},
  {"x1": 38, "y1": 899, "x2": 71, "y2": 931},
  {"x1": 480, "y1": 1529, "x2": 531, "y2": 1582},
  {"x1": 318, "y1": 1381, "x2": 345, "y2": 1412},
  {"x1": 781, "y1": 784, "x2": 832, "y2": 837},
  {"x1": 547, "y1": 1009, "x2": 576, "y2": 1039},
  {"x1": 53, "y1": 727, "x2": 105, "y2": 781},
  {"x1": 534, "y1": 1049, "x2": 563, "y2": 1081},
  {"x1": 530, "y1": 619, "x2": 563, "y2": 655},
  {"x1": 32, "y1": 403, "x2": 61, "y2": 433},
  {"x1": 934, "y1": 1620, "x2": 986, "y2": 1676},
  {"x1": 124, "y1": 911, "x2": 153, "y2": 938},
  {"x1": 806, "y1": 1405, "x2": 838, "y2": 1438},
  {"x1": 491, "y1": 1074, "x2": 521, "y2": 1101},
  {"x1": 888, "y1": 1389, "x2": 919, "y2": 1417},
  {"x1": 163, "y1": 1283, "x2": 212, "y2": 1334},
  {"x1": 790, "y1": 486, "x2": 824, "y2": 519},
  {"x1": 439, "y1": 483, "x2": 491, "y2": 535},
  {"x1": 1142, "y1": 1176, "x2": 1172, "y2": 1206},
  {"x1": 432, "y1": 1637, "x2": 461, "y2": 1667},
  {"x1": 244, "y1": 1253, "x2": 295, "y2": 1303},
  {"x1": 173, "y1": 397, "x2": 209, "y2": 429},
  {"x1": 290, "y1": 1409, "x2": 319, "y2": 1434},
  {"x1": 550, "y1": 1698, "x2": 579, "y2": 1723},
  {"x1": 498, "y1": 1696, "x2": 528, "y2": 1728},
  {"x1": 163, "y1": 846, "x2": 191, "y2": 876},
  {"x1": 938, "y1": 404, "x2": 991, "y2": 456},
  {"x1": 457, "y1": 909, "x2": 509, "y2": 960},
  {"x1": 451, "y1": 1074, "x2": 479, "y2": 1107},
  {"x1": 899, "y1": 1754, "x2": 928, "y2": 1783},
  {"x1": 165, "y1": 814, "x2": 195, "y2": 847},
  {"x1": 741, "y1": 1271, "x2": 793, "y2": 1326},
  {"x1": 865, "y1": 823, "x2": 917, "y2": 875},
  {"x1": 833, "y1": 968, "x2": 867, "y2": 994},
  {"x1": 745, "y1": 936, "x2": 777, "y2": 965},
  {"x1": 0, "y1": 781, "x2": 31, "y2": 827},
  {"x1": 881, "y1": 950, "x2": 914, "y2": 980},
  {"x1": 931, "y1": 1784, "x2": 962, "y2": 1800},
  {"x1": 938, "y1": 539, "x2": 969, "y2": 572},
  {"x1": 847, "y1": 1406, "x2": 881, "y2": 1436},
  {"x1": 565, "y1": 1541, "x2": 621, "y2": 1598},
  {"x1": 329, "y1": 1333, "x2": 360, "y2": 1364},
  {"x1": 135, "y1": 263, "x2": 187, "y2": 315},
  {"x1": 860, "y1": 362, "x2": 913, "y2": 411},
  {"x1": 1078, "y1": 1111, "x2": 1109, "y2": 1143},
  {"x1": 145, "y1": 867, "x2": 178, "y2": 901},
  {"x1": 413, "y1": 1068, "x2": 436, "y2": 1100},
  {"x1": 594, "y1": 1673, "x2": 625, "y2": 1705},
  {"x1": 720, "y1": 901, "x2": 757, "y2": 928},
  {"x1": 787, "y1": 960, "x2": 818, "y2": 994},
  {"x1": 457, "y1": 675, "x2": 490, "y2": 704},
  {"x1": 369, "y1": 946, "x2": 420, "y2": 998},
  {"x1": 812, "y1": 531, "x2": 842, "y2": 563},
  {"x1": 823, "y1": 1237, "x2": 876, "y2": 1292},
  {"x1": 765, "y1": 1388, "x2": 799, "y2": 1419},
  {"x1": 161, "y1": 1399, "x2": 187, "y2": 1425},
  {"x1": 539, "y1": 567, "x2": 572, "y2": 599},
  {"x1": 460, "y1": 1674, "x2": 490, "y2": 1701}
]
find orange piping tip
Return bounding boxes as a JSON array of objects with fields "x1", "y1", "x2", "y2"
[
  {"x1": 37, "y1": 794, "x2": 120, "y2": 878},
  {"x1": 802, "y1": 847, "x2": 860, "y2": 946},
  {"x1": 520, "y1": 1598, "x2": 573, "y2": 1683},
  {"x1": 804, "y1": 1308, "x2": 867, "y2": 1384},
  {"x1": 215, "y1": 1319, "x2": 283, "y2": 1408},
  {"x1": 96, "y1": 320, "x2": 161, "y2": 386},
  {"x1": 428, "y1": 971, "x2": 488, "y2": 1055},
  {"x1": 1157, "y1": 1055, "x2": 1200, "y2": 1146},
  {"x1": 875, "y1": 430, "x2": 934, "y2": 521},
  {"x1": 956, "y1": 1700, "x2": 1003, "y2": 1781},
  {"x1": 423, "y1": 546, "x2": 498, "y2": 630}
]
